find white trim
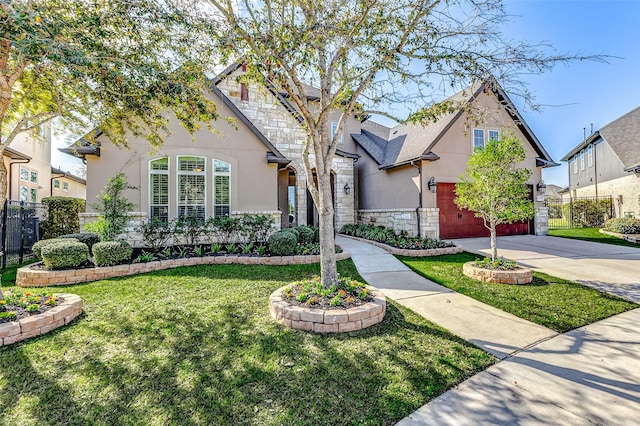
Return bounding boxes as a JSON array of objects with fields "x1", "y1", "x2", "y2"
[
  {"x1": 212, "y1": 158, "x2": 231, "y2": 217},
  {"x1": 149, "y1": 157, "x2": 170, "y2": 221},
  {"x1": 488, "y1": 129, "x2": 500, "y2": 142},
  {"x1": 472, "y1": 128, "x2": 485, "y2": 150},
  {"x1": 580, "y1": 150, "x2": 585, "y2": 171},
  {"x1": 177, "y1": 155, "x2": 207, "y2": 220},
  {"x1": 588, "y1": 144, "x2": 593, "y2": 167},
  {"x1": 331, "y1": 121, "x2": 343, "y2": 144}
]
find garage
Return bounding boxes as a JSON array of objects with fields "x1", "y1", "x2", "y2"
[{"x1": 437, "y1": 183, "x2": 533, "y2": 239}]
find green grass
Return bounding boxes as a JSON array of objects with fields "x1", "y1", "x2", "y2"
[
  {"x1": 0, "y1": 260, "x2": 494, "y2": 426},
  {"x1": 399, "y1": 253, "x2": 638, "y2": 333},
  {"x1": 1, "y1": 260, "x2": 38, "y2": 287},
  {"x1": 549, "y1": 227, "x2": 640, "y2": 248}
]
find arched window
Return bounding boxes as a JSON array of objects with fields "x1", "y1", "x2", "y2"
[
  {"x1": 213, "y1": 159, "x2": 231, "y2": 217},
  {"x1": 177, "y1": 156, "x2": 206, "y2": 221},
  {"x1": 149, "y1": 157, "x2": 169, "y2": 222}
]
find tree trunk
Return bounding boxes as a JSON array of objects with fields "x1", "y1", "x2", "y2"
[
  {"x1": 317, "y1": 169, "x2": 338, "y2": 288},
  {"x1": 490, "y1": 222, "x2": 497, "y2": 261},
  {"x1": 0, "y1": 148, "x2": 7, "y2": 204}
]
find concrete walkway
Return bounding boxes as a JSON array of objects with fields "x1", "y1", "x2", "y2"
[{"x1": 336, "y1": 236, "x2": 556, "y2": 360}]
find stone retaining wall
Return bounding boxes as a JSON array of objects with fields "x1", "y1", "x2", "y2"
[
  {"x1": 599, "y1": 229, "x2": 640, "y2": 244},
  {"x1": 269, "y1": 285, "x2": 386, "y2": 333},
  {"x1": 339, "y1": 234, "x2": 463, "y2": 256},
  {"x1": 17, "y1": 251, "x2": 351, "y2": 287},
  {"x1": 357, "y1": 208, "x2": 439, "y2": 238},
  {"x1": 462, "y1": 262, "x2": 533, "y2": 285},
  {"x1": 0, "y1": 294, "x2": 82, "y2": 346}
]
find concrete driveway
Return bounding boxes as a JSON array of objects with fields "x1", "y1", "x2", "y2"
[{"x1": 452, "y1": 235, "x2": 640, "y2": 302}]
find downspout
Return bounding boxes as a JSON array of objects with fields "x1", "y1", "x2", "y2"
[
  {"x1": 593, "y1": 144, "x2": 598, "y2": 198},
  {"x1": 50, "y1": 173, "x2": 66, "y2": 197},
  {"x1": 8, "y1": 159, "x2": 31, "y2": 200},
  {"x1": 411, "y1": 161, "x2": 422, "y2": 238}
]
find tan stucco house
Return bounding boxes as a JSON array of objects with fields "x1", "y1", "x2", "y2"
[
  {"x1": 560, "y1": 106, "x2": 640, "y2": 218},
  {"x1": 62, "y1": 66, "x2": 557, "y2": 242}
]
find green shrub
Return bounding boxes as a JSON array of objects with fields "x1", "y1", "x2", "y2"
[
  {"x1": 267, "y1": 230, "x2": 298, "y2": 255},
  {"x1": 604, "y1": 218, "x2": 640, "y2": 234},
  {"x1": 240, "y1": 214, "x2": 274, "y2": 243},
  {"x1": 32, "y1": 238, "x2": 78, "y2": 260},
  {"x1": 294, "y1": 226, "x2": 316, "y2": 244},
  {"x1": 58, "y1": 233, "x2": 100, "y2": 253},
  {"x1": 40, "y1": 241, "x2": 89, "y2": 270},
  {"x1": 40, "y1": 197, "x2": 85, "y2": 239},
  {"x1": 93, "y1": 240, "x2": 133, "y2": 267},
  {"x1": 89, "y1": 172, "x2": 137, "y2": 241},
  {"x1": 207, "y1": 216, "x2": 242, "y2": 244},
  {"x1": 562, "y1": 198, "x2": 613, "y2": 228},
  {"x1": 138, "y1": 217, "x2": 174, "y2": 251}
]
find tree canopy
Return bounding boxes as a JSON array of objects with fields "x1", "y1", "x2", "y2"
[{"x1": 455, "y1": 132, "x2": 534, "y2": 260}]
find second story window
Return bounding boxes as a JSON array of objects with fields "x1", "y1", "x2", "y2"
[
  {"x1": 573, "y1": 156, "x2": 578, "y2": 174},
  {"x1": 20, "y1": 168, "x2": 29, "y2": 181},
  {"x1": 473, "y1": 129, "x2": 485, "y2": 150},
  {"x1": 588, "y1": 144, "x2": 593, "y2": 167},
  {"x1": 30, "y1": 171, "x2": 38, "y2": 183},
  {"x1": 580, "y1": 150, "x2": 585, "y2": 170},
  {"x1": 63, "y1": 182, "x2": 68, "y2": 192},
  {"x1": 488, "y1": 130, "x2": 500, "y2": 142},
  {"x1": 53, "y1": 179, "x2": 60, "y2": 189}
]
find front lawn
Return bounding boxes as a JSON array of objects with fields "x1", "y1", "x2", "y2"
[
  {"x1": 0, "y1": 260, "x2": 494, "y2": 426},
  {"x1": 399, "y1": 253, "x2": 638, "y2": 333},
  {"x1": 549, "y1": 227, "x2": 640, "y2": 248}
]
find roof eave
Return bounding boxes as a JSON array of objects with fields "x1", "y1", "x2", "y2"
[
  {"x1": 536, "y1": 158, "x2": 561, "y2": 168},
  {"x1": 335, "y1": 149, "x2": 360, "y2": 160},
  {"x1": 379, "y1": 153, "x2": 440, "y2": 170},
  {"x1": 559, "y1": 131, "x2": 602, "y2": 161}
]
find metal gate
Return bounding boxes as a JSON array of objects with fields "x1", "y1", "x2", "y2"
[
  {"x1": 545, "y1": 196, "x2": 614, "y2": 229},
  {"x1": 0, "y1": 200, "x2": 48, "y2": 267}
]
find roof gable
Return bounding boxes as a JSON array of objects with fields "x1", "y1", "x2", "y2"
[{"x1": 599, "y1": 106, "x2": 640, "y2": 170}]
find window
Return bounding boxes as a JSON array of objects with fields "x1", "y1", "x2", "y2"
[
  {"x1": 20, "y1": 168, "x2": 28, "y2": 181},
  {"x1": 63, "y1": 182, "x2": 68, "y2": 192},
  {"x1": 30, "y1": 187, "x2": 37, "y2": 202},
  {"x1": 580, "y1": 150, "x2": 585, "y2": 170},
  {"x1": 213, "y1": 159, "x2": 231, "y2": 217},
  {"x1": 177, "y1": 156, "x2": 206, "y2": 222},
  {"x1": 331, "y1": 122, "x2": 343, "y2": 144},
  {"x1": 150, "y1": 158, "x2": 169, "y2": 222},
  {"x1": 573, "y1": 156, "x2": 577, "y2": 174},
  {"x1": 30, "y1": 171, "x2": 37, "y2": 183},
  {"x1": 488, "y1": 130, "x2": 500, "y2": 142},
  {"x1": 473, "y1": 129, "x2": 485, "y2": 150},
  {"x1": 588, "y1": 144, "x2": 593, "y2": 167},
  {"x1": 20, "y1": 186, "x2": 28, "y2": 201},
  {"x1": 53, "y1": 179, "x2": 60, "y2": 189}
]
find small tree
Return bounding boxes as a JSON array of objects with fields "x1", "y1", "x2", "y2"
[
  {"x1": 87, "y1": 173, "x2": 137, "y2": 241},
  {"x1": 455, "y1": 133, "x2": 534, "y2": 261}
]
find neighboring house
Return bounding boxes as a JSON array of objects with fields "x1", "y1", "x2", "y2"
[
  {"x1": 560, "y1": 106, "x2": 640, "y2": 218},
  {"x1": 61, "y1": 66, "x2": 557, "y2": 243},
  {"x1": 50, "y1": 167, "x2": 87, "y2": 200},
  {"x1": 2, "y1": 123, "x2": 53, "y2": 204},
  {"x1": 352, "y1": 81, "x2": 557, "y2": 239}
]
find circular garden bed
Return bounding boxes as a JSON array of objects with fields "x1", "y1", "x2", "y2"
[{"x1": 463, "y1": 261, "x2": 533, "y2": 285}]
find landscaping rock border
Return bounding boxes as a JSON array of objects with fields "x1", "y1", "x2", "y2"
[
  {"x1": 269, "y1": 285, "x2": 386, "y2": 333},
  {"x1": 0, "y1": 294, "x2": 82, "y2": 346},
  {"x1": 17, "y1": 252, "x2": 351, "y2": 287},
  {"x1": 463, "y1": 261, "x2": 533, "y2": 285},
  {"x1": 599, "y1": 229, "x2": 640, "y2": 244},
  {"x1": 339, "y1": 234, "x2": 462, "y2": 256}
]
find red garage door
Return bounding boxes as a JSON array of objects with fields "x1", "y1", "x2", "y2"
[{"x1": 437, "y1": 183, "x2": 533, "y2": 239}]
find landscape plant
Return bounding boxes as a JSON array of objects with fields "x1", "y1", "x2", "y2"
[
  {"x1": 40, "y1": 197, "x2": 85, "y2": 239},
  {"x1": 455, "y1": 133, "x2": 534, "y2": 262},
  {"x1": 92, "y1": 240, "x2": 133, "y2": 267},
  {"x1": 137, "y1": 218, "x2": 174, "y2": 251},
  {"x1": 58, "y1": 233, "x2": 100, "y2": 254},
  {"x1": 268, "y1": 230, "x2": 298, "y2": 255},
  {"x1": 603, "y1": 217, "x2": 640, "y2": 234},
  {"x1": 40, "y1": 240, "x2": 89, "y2": 270},
  {"x1": 86, "y1": 173, "x2": 136, "y2": 241},
  {"x1": 32, "y1": 238, "x2": 77, "y2": 260},
  {"x1": 340, "y1": 224, "x2": 454, "y2": 250}
]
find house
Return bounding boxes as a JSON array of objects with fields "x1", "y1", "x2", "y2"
[
  {"x1": 61, "y1": 66, "x2": 557, "y2": 243},
  {"x1": 50, "y1": 167, "x2": 87, "y2": 200},
  {"x1": 352, "y1": 81, "x2": 557, "y2": 239},
  {"x1": 560, "y1": 106, "x2": 640, "y2": 218}
]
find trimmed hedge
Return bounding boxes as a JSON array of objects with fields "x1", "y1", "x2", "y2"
[
  {"x1": 41, "y1": 240, "x2": 89, "y2": 270},
  {"x1": 41, "y1": 197, "x2": 85, "y2": 239},
  {"x1": 59, "y1": 233, "x2": 100, "y2": 253},
  {"x1": 268, "y1": 230, "x2": 298, "y2": 255},
  {"x1": 295, "y1": 226, "x2": 316, "y2": 244},
  {"x1": 604, "y1": 218, "x2": 640, "y2": 234},
  {"x1": 93, "y1": 240, "x2": 133, "y2": 267},
  {"x1": 32, "y1": 238, "x2": 79, "y2": 260}
]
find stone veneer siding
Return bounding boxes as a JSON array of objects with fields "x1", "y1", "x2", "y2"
[
  {"x1": 216, "y1": 74, "x2": 356, "y2": 231},
  {"x1": 535, "y1": 207, "x2": 549, "y2": 236},
  {"x1": 571, "y1": 173, "x2": 640, "y2": 219},
  {"x1": 269, "y1": 285, "x2": 386, "y2": 333},
  {"x1": 0, "y1": 294, "x2": 82, "y2": 346},
  {"x1": 17, "y1": 251, "x2": 351, "y2": 287},
  {"x1": 79, "y1": 210, "x2": 282, "y2": 248},
  {"x1": 357, "y1": 208, "x2": 439, "y2": 238}
]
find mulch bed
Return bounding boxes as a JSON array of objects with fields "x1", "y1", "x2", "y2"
[{"x1": 0, "y1": 291, "x2": 64, "y2": 324}]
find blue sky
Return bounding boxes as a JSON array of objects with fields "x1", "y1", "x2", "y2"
[{"x1": 502, "y1": 0, "x2": 640, "y2": 187}]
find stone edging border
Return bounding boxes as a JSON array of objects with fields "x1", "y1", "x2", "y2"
[
  {"x1": 17, "y1": 251, "x2": 351, "y2": 287},
  {"x1": 462, "y1": 261, "x2": 533, "y2": 285},
  {"x1": 0, "y1": 294, "x2": 83, "y2": 346},
  {"x1": 338, "y1": 234, "x2": 463, "y2": 256},
  {"x1": 599, "y1": 229, "x2": 640, "y2": 244},
  {"x1": 269, "y1": 285, "x2": 386, "y2": 333}
]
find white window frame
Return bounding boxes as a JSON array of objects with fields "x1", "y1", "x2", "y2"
[
  {"x1": 20, "y1": 167, "x2": 29, "y2": 181},
  {"x1": 19, "y1": 185, "x2": 28, "y2": 201},
  {"x1": 473, "y1": 129, "x2": 485, "y2": 150},
  {"x1": 62, "y1": 182, "x2": 68, "y2": 192},
  {"x1": 53, "y1": 179, "x2": 60, "y2": 189},
  {"x1": 573, "y1": 156, "x2": 578, "y2": 174},
  {"x1": 488, "y1": 130, "x2": 500, "y2": 142},
  {"x1": 588, "y1": 144, "x2": 593, "y2": 167},
  {"x1": 177, "y1": 155, "x2": 206, "y2": 221},
  {"x1": 580, "y1": 150, "x2": 585, "y2": 170},
  {"x1": 30, "y1": 170, "x2": 38, "y2": 183},
  {"x1": 149, "y1": 157, "x2": 170, "y2": 222},
  {"x1": 213, "y1": 159, "x2": 231, "y2": 217},
  {"x1": 331, "y1": 122, "x2": 343, "y2": 144}
]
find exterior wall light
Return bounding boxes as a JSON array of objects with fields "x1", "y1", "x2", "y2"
[
  {"x1": 344, "y1": 183, "x2": 350, "y2": 194},
  {"x1": 427, "y1": 177, "x2": 437, "y2": 193},
  {"x1": 536, "y1": 180, "x2": 546, "y2": 193}
]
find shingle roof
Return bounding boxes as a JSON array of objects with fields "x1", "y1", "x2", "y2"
[{"x1": 599, "y1": 106, "x2": 640, "y2": 170}]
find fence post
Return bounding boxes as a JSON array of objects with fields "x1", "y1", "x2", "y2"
[
  {"x1": 19, "y1": 201, "x2": 25, "y2": 263},
  {"x1": 1, "y1": 199, "x2": 7, "y2": 269}
]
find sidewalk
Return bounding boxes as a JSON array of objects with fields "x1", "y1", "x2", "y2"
[{"x1": 336, "y1": 236, "x2": 557, "y2": 360}]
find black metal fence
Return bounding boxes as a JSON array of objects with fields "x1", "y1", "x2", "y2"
[
  {"x1": 545, "y1": 195, "x2": 614, "y2": 229},
  {"x1": 0, "y1": 200, "x2": 48, "y2": 268}
]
